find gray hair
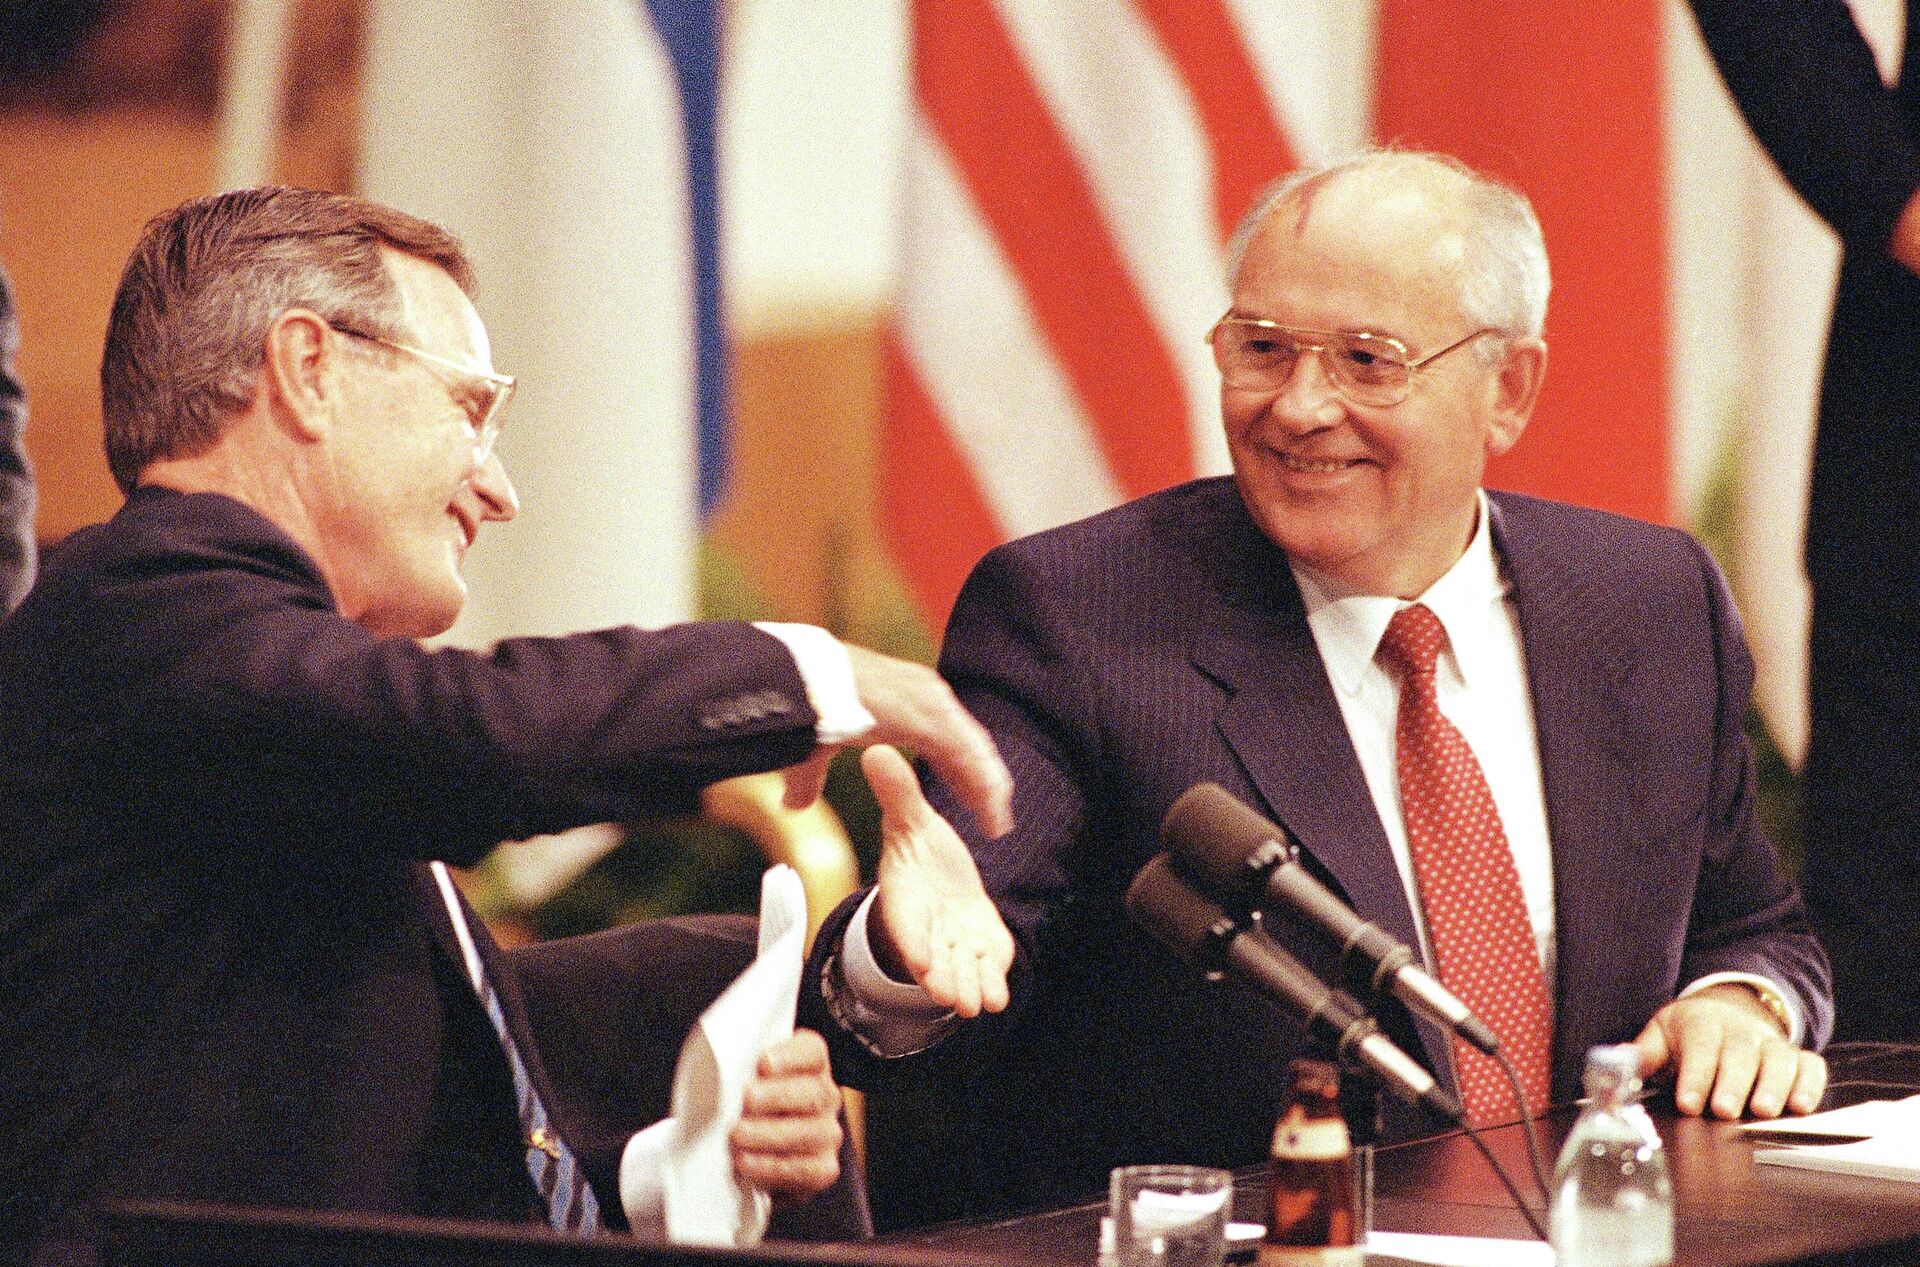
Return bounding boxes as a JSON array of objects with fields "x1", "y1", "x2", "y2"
[
  {"x1": 1224, "y1": 149, "x2": 1550, "y2": 347},
  {"x1": 101, "y1": 186, "x2": 473, "y2": 494}
]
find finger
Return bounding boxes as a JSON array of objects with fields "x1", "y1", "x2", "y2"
[
  {"x1": 862, "y1": 744, "x2": 936, "y2": 831},
  {"x1": 1629, "y1": 1013, "x2": 1671, "y2": 1082},
  {"x1": 732, "y1": 1104, "x2": 843, "y2": 1154},
  {"x1": 1787, "y1": 1051, "x2": 1829, "y2": 1115},
  {"x1": 745, "y1": 1073, "x2": 841, "y2": 1121},
  {"x1": 731, "y1": 1140, "x2": 841, "y2": 1199},
  {"x1": 923, "y1": 714, "x2": 1014, "y2": 839},
  {"x1": 944, "y1": 944, "x2": 985, "y2": 1020},
  {"x1": 757, "y1": 1029, "x2": 830, "y2": 1078},
  {"x1": 781, "y1": 750, "x2": 833, "y2": 811},
  {"x1": 1745, "y1": 1040, "x2": 1801, "y2": 1119},
  {"x1": 1669, "y1": 1016, "x2": 1723, "y2": 1116},
  {"x1": 1707, "y1": 1027, "x2": 1764, "y2": 1119},
  {"x1": 847, "y1": 650, "x2": 1012, "y2": 835},
  {"x1": 921, "y1": 933, "x2": 960, "y2": 1010},
  {"x1": 979, "y1": 943, "x2": 1013, "y2": 1014}
]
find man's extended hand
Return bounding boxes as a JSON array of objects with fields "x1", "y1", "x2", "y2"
[
  {"x1": 781, "y1": 645, "x2": 1014, "y2": 839},
  {"x1": 863, "y1": 744, "x2": 1014, "y2": 1019},
  {"x1": 1631, "y1": 984, "x2": 1826, "y2": 1120},
  {"x1": 729, "y1": 1029, "x2": 843, "y2": 1206}
]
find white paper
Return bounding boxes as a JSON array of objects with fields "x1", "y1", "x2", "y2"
[
  {"x1": 1735, "y1": 1093, "x2": 1920, "y2": 1139},
  {"x1": 624, "y1": 865, "x2": 807, "y2": 1247},
  {"x1": 1363, "y1": 1229, "x2": 1556, "y2": 1266},
  {"x1": 1753, "y1": 1134, "x2": 1920, "y2": 1183},
  {"x1": 1193, "y1": 1225, "x2": 1549, "y2": 1266}
]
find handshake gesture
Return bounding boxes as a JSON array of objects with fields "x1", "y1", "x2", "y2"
[{"x1": 778, "y1": 645, "x2": 1017, "y2": 1019}]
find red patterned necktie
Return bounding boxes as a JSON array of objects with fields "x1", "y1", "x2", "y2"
[{"x1": 1376, "y1": 603, "x2": 1553, "y2": 1125}]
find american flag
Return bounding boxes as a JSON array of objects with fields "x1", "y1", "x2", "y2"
[
  {"x1": 880, "y1": 1, "x2": 1677, "y2": 642},
  {"x1": 879, "y1": 1, "x2": 1351, "y2": 632}
]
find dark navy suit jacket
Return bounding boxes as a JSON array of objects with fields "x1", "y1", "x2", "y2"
[
  {"x1": 824, "y1": 478, "x2": 1833, "y2": 1227},
  {"x1": 0, "y1": 488, "x2": 864, "y2": 1247}
]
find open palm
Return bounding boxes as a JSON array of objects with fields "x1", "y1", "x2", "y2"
[{"x1": 864, "y1": 745, "x2": 1014, "y2": 1018}]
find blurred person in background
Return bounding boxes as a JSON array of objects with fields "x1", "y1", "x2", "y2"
[{"x1": 1692, "y1": 0, "x2": 1920, "y2": 1041}]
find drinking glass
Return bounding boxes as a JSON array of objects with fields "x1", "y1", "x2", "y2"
[{"x1": 1108, "y1": 1164, "x2": 1231, "y2": 1267}]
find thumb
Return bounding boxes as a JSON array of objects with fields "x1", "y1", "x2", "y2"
[
  {"x1": 862, "y1": 744, "x2": 934, "y2": 831},
  {"x1": 781, "y1": 749, "x2": 832, "y2": 811},
  {"x1": 1630, "y1": 1011, "x2": 1672, "y2": 1080}
]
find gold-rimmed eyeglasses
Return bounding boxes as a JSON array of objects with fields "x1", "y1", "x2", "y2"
[
  {"x1": 328, "y1": 321, "x2": 517, "y2": 460},
  {"x1": 1206, "y1": 315, "x2": 1500, "y2": 408}
]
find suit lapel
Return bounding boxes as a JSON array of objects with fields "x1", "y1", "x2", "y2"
[
  {"x1": 1188, "y1": 551, "x2": 1446, "y2": 1077},
  {"x1": 1489, "y1": 496, "x2": 1639, "y2": 1090},
  {"x1": 413, "y1": 861, "x2": 564, "y2": 1113}
]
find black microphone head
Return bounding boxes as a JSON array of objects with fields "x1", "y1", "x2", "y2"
[
  {"x1": 1124, "y1": 853, "x2": 1237, "y2": 972},
  {"x1": 1161, "y1": 783, "x2": 1291, "y2": 906}
]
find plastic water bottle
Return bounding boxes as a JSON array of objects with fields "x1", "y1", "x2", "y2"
[{"x1": 1549, "y1": 1044, "x2": 1675, "y2": 1267}]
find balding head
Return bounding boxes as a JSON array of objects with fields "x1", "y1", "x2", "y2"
[
  {"x1": 1226, "y1": 150, "x2": 1549, "y2": 348},
  {"x1": 1212, "y1": 148, "x2": 1550, "y2": 599}
]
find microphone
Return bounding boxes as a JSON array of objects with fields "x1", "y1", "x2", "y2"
[
  {"x1": 1162, "y1": 782, "x2": 1501, "y2": 1057},
  {"x1": 1125, "y1": 853, "x2": 1462, "y2": 1123}
]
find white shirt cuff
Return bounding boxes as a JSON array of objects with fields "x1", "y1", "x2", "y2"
[
  {"x1": 753, "y1": 622, "x2": 876, "y2": 745},
  {"x1": 619, "y1": 1118, "x2": 676, "y2": 1236},
  {"x1": 830, "y1": 891, "x2": 958, "y2": 1057},
  {"x1": 1681, "y1": 971, "x2": 1803, "y2": 1045}
]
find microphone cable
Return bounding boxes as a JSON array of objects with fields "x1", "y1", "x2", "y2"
[
  {"x1": 1456, "y1": 1117, "x2": 1550, "y2": 1242},
  {"x1": 1492, "y1": 1045, "x2": 1554, "y2": 1205}
]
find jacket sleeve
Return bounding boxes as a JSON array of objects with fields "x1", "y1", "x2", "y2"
[
  {"x1": 1677, "y1": 533, "x2": 1836, "y2": 1047},
  {"x1": 1689, "y1": 0, "x2": 1920, "y2": 253},
  {"x1": 36, "y1": 505, "x2": 819, "y2": 867}
]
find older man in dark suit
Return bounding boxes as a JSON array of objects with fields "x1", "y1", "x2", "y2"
[
  {"x1": 812, "y1": 150, "x2": 1836, "y2": 1228},
  {"x1": 0, "y1": 187, "x2": 1014, "y2": 1254}
]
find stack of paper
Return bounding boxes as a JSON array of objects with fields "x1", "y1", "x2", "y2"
[{"x1": 1743, "y1": 1094, "x2": 1920, "y2": 1182}]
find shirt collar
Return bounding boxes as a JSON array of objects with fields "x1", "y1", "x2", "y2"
[{"x1": 1290, "y1": 490, "x2": 1511, "y2": 697}]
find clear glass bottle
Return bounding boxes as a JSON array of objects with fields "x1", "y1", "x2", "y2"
[{"x1": 1549, "y1": 1044, "x2": 1675, "y2": 1267}]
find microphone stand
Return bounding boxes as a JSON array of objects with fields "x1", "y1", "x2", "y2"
[{"x1": 1338, "y1": 1064, "x2": 1382, "y2": 1242}]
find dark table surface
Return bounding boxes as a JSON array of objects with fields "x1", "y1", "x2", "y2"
[{"x1": 876, "y1": 1042, "x2": 1920, "y2": 1267}]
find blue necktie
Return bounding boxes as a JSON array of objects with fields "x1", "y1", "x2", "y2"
[{"x1": 476, "y1": 976, "x2": 603, "y2": 1235}]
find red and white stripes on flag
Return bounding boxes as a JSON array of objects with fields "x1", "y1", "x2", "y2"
[{"x1": 882, "y1": 1, "x2": 1326, "y2": 632}]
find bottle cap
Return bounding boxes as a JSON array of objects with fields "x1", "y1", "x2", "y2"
[{"x1": 1582, "y1": 1043, "x2": 1642, "y2": 1097}]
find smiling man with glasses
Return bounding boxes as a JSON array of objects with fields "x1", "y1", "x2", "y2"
[
  {"x1": 831, "y1": 148, "x2": 1837, "y2": 1230},
  {"x1": 0, "y1": 186, "x2": 1018, "y2": 1252}
]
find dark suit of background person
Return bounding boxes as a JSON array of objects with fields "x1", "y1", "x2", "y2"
[
  {"x1": 0, "y1": 487, "x2": 865, "y2": 1248},
  {"x1": 1689, "y1": 0, "x2": 1920, "y2": 1041},
  {"x1": 0, "y1": 262, "x2": 36, "y2": 611},
  {"x1": 826, "y1": 480, "x2": 1835, "y2": 1227}
]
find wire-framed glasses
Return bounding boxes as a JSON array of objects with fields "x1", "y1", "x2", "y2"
[
  {"x1": 1207, "y1": 315, "x2": 1499, "y2": 408},
  {"x1": 329, "y1": 321, "x2": 517, "y2": 459}
]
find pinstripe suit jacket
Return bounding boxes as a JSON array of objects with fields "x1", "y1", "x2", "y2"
[{"x1": 823, "y1": 477, "x2": 1833, "y2": 1227}]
